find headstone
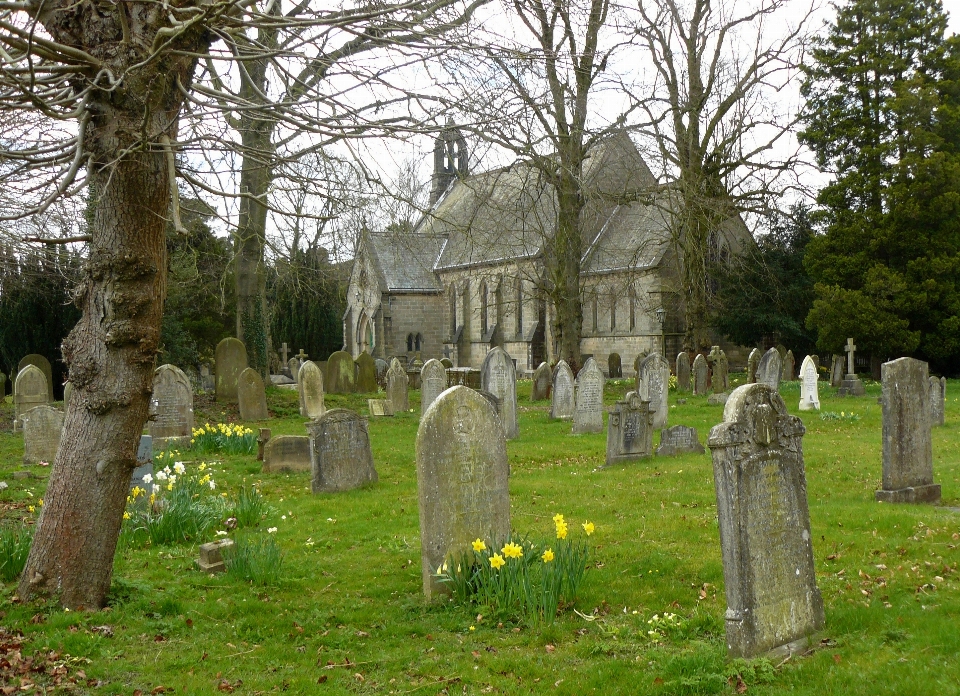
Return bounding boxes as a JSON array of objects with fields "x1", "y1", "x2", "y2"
[
  {"x1": 375, "y1": 359, "x2": 390, "y2": 389},
  {"x1": 200, "y1": 364, "x2": 215, "y2": 392},
  {"x1": 633, "y1": 352, "x2": 648, "y2": 375},
  {"x1": 829, "y1": 355, "x2": 843, "y2": 387},
  {"x1": 131, "y1": 435, "x2": 153, "y2": 488},
  {"x1": 480, "y1": 347, "x2": 518, "y2": 439},
  {"x1": 415, "y1": 385, "x2": 510, "y2": 599},
  {"x1": 720, "y1": 350, "x2": 729, "y2": 390},
  {"x1": 657, "y1": 425, "x2": 706, "y2": 456},
  {"x1": 367, "y1": 398, "x2": 394, "y2": 416},
  {"x1": 550, "y1": 360, "x2": 576, "y2": 420},
  {"x1": 307, "y1": 409, "x2": 378, "y2": 493},
  {"x1": 637, "y1": 353, "x2": 670, "y2": 429},
  {"x1": 608, "y1": 353, "x2": 622, "y2": 379},
  {"x1": 775, "y1": 344, "x2": 787, "y2": 361},
  {"x1": 14, "y1": 365, "x2": 49, "y2": 426},
  {"x1": 747, "y1": 348, "x2": 761, "y2": 384},
  {"x1": 420, "y1": 359, "x2": 447, "y2": 416},
  {"x1": 0, "y1": 372, "x2": 5, "y2": 399},
  {"x1": 148, "y1": 365, "x2": 194, "y2": 445},
  {"x1": 326, "y1": 351, "x2": 356, "y2": 394},
  {"x1": 440, "y1": 358, "x2": 454, "y2": 369},
  {"x1": 929, "y1": 376, "x2": 946, "y2": 427},
  {"x1": 838, "y1": 338, "x2": 866, "y2": 396},
  {"x1": 707, "y1": 346, "x2": 725, "y2": 393},
  {"x1": 782, "y1": 350, "x2": 795, "y2": 382},
  {"x1": 262, "y1": 435, "x2": 312, "y2": 473},
  {"x1": 707, "y1": 392, "x2": 729, "y2": 406},
  {"x1": 18, "y1": 354, "x2": 53, "y2": 401},
  {"x1": 297, "y1": 361, "x2": 325, "y2": 419},
  {"x1": 798, "y1": 356, "x2": 820, "y2": 411},
  {"x1": 288, "y1": 357, "x2": 302, "y2": 383},
  {"x1": 755, "y1": 348, "x2": 782, "y2": 391},
  {"x1": 237, "y1": 367, "x2": 269, "y2": 421},
  {"x1": 708, "y1": 383, "x2": 825, "y2": 658},
  {"x1": 386, "y1": 358, "x2": 410, "y2": 413},
  {"x1": 531, "y1": 361, "x2": 551, "y2": 401},
  {"x1": 214, "y1": 338, "x2": 247, "y2": 403},
  {"x1": 257, "y1": 428, "x2": 271, "y2": 461},
  {"x1": 280, "y1": 342, "x2": 289, "y2": 367},
  {"x1": 62, "y1": 380, "x2": 72, "y2": 407},
  {"x1": 355, "y1": 352, "x2": 378, "y2": 393},
  {"x1": 572, "y1": 358, "x2": 605, "y2": 434},
  {"x1": 21, "y1": 405, "x2": 64, "y2": 465},
  {"x1": 876, "y1": 358, "x2": 939, "y2": 503},
  {"x1": 676, "y1": 352, "x2": 691, "y2": 392},
  {"x1": 196, "y1": 539, "x2": 233, "y2": 574},
  {"x1": 605, "y1": 391, "x2": 654, "y2": 466},
  {"x1": 692, "y1": 354, "x2": 708, "y2": 396}
]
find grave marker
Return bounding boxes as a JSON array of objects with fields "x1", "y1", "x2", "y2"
[
  {"x1": 657, "y1": 425, "x2": 705, "y2": 456},
  {"x1": 838, "y1": 338, "x2": 866, "y2": 396},
  {"x1": 18, "y1": 354, "x2": 53, "y2": 401},
  {"x1": 149, "y1": 365, "x2": 194, "y2": 445},
  {"x1": 14, "y1": 365, "x2": 49, "y2": 426},
  {"x1": 692, "y1": 354, "x2": 708, "y2": 395},
  {"x1": 755, "y1": 348, "x2": 782, "y2": 391},
  {"x1": 262, "y1": 435, "x2": 312, "y2": 473},
  {"x1": 531, "y1": 361, "x2": 551, "y2": 401},
  {"x1": 215, "y1": 338, "x2": 247, "y2": 403},
  {"x1": 782, "y1": 350, "x2": 795, "y2": 381},
  {"x1": 798, "y1": 356, "x2": 820, "y2": 411},
  {"x1": 605, "y1": 391, "x2": 653, "y2": 465},
  {"x1": 355, "y1": 352, "x2": 378, "y2": 393},
  {"x1": 608, "y1": 353, "x2": 622, "y2": 379},
  {"x1": 480, "y1": 347, "x2": 518, "y2": 439},
  {"x1": 326, "y1": 351, "x2": 357, "y2": 394},
  {"x1": 308, "y1": 409, "x2": 378, "y2": 493},
  {"x1": 676, "y1": 352, "x2": 691, "y2": 392},
  {"x1": 22, "y1": 405, "x2": 64, "y2": 465},
  {"x1": 237, "y1": 367, "x2": 269, "y2": 421},
  {"x1": 572, "y1": 358, "x2": 605, "y2": 434},
  {"x1": 420, "y1": 359, "x2": 447, "y2": 416},
  {"x1": 386, "y1": 358, "x2": 410, "y2": 413},
  {"x1": 550, "y1": 360, "x2": 576, "y2": 420},
  {"x1": 298, "y1": 361, "x2": 325, "y2": 419},
  {"x1": 929, "y1": 376, "x2": 946, "y2": 427},
  {"x1": 638, "y1": 353, "x2": 670, "y2": 429},
  {"x1": 747, "y1": 348, "x2": 760, "y2": 384},
  {"x1": 367, "y1": 398, "x2": 394, "y2": 416}
]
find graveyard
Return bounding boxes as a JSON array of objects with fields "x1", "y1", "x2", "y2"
[{"x1": 1, "y1": 368, "x2": 959, "y2": 695}]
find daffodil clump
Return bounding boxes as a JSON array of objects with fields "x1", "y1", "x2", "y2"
[
  {"x1": 435, "y1": 513, "x2": 595, "y2": 624},
  {"x1": 191, "y1": 422, "x2": 257, "y2": 456},
  {"x1": 819, "y1": 410, "x2": 861, "y2": 422}
]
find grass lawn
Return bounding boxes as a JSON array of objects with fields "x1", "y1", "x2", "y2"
[{"x1": 1, "y1": 374, "x2": 959, "y2": 695}]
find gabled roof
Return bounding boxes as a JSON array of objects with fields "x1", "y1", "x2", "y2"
[
  {"x1": 363, "y1": 230, "x2": 446, "y2": 292},
  {"x1": 581, "y1": 193, "x2": 674, "y2": 275}
]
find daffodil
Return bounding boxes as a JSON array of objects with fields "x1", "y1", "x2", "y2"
[
  {"x1": 173, "y1": 462, "x2": 185, "y2": 475},
  {"x1": 27, "y1": 505, "x2": 35, "y2": 513},
  {"x1": 556, "y1": 522, "x2": 568, "y2": 540},
  {"x1": 582, "y1": 521, "x2": 595, "y2": 536},
  {"x1": 489, "y1": 553, "x2": 505, "y2": 570},
  {"x1": 501, "y1": 542, "x2": 523, "y2": 559},
  {"x1": 552, "y1": 513, "x2": 565, "y2": 524},
  {"x1": 472, "y1": 539, "x2": 486, "y2": 552},
  {"x1": 541, "y1": 548, "x2": 555, "y2": 563},
  {"x1": 123, "y1": 512, "x2": 131, "y2": 520}
]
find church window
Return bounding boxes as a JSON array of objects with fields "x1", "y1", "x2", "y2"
[
  {"x1": 407, "y1": 333, "x2": 414, "y2": 352},
  {"x1": 415, "y1": 333, "x2": 423, "y2": 351},
  {"x1": 516, "y1": 278, "x2": 523, "y2": 336},
  {"x1": 629, "y1": 287, "x2": 637, "y2": 331},
  {"x1": 610, "y1": 295, "x2": 617, "y2": 331},
  {"x1": 591, "y1": 294, "x2": 599, "y2": 333},
  {"x1": 480, "y1": 281, "x2": 488, "y2": 335}
]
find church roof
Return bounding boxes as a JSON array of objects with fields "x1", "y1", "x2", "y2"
[
  {"x1": 580, "y1": 193, "x2": 674, "y2": 275},
  {"x1": 364, "y1": 231, "x2": 446, "y2": 292}
]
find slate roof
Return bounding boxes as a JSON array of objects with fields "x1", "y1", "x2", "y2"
[
  {"x1": 365, "y1": 231, "x2": 446, "y2": 292},
  {"x1": 581, "y1": 194, "x2": 674, "y2": 275}
]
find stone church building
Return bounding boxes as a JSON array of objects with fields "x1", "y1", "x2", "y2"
[{"x1": 343, "y1": 127, "x2": 751, "y2": 374}]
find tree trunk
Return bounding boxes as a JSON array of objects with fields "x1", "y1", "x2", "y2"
[{"x1": 549, "y1": 184, "x2": 584, "y2": 366}]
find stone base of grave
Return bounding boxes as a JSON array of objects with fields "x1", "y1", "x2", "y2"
[
  {"x1": 368, "y1": 399, "x2": 394, "y2": 417},
  {"x1": 604, "y1": 452, "x2": 652, "y2": 467},
  {"x1": 837, "y1": 375, "x2": 865, "y2": 396},
  {"x1": 196, "y1": 539, "x2": 233, "y2": 573},
  {"x1": 707, "y1": 392, "x2": 729, "y2": 406},
  {"x1": 875, "y1": 483, "x2": 941, "y2": 504}
]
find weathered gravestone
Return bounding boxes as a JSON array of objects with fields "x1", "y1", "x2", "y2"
[
  {"x1": 416, "y1": 386, "x2": 510, "y2": 599},
  {"x1": 288, "y1": 357, "x2": 301, "y2": 383},
  {"x1": 720, "y1": 350, "x2": 729, "y2": 390},
  {"x1": 237, "y1": 368, "x2": 269, "y2": 421},
  {"x1": 0, "y1": 372, "x2": 5, "y2": 399},
  {"x1": 657, "y1": 425, "x2": 705, "y2": 456},
  {"x1": 480, "y1": 347, "x2": 518, "y2": 439},
  {"x1": 262, "y1": 435, "x2": 312, "y2": 473},
  {"x1": 830, "y1": 355, "x2": 844, "y2": 387},
  {"x1": 14, "y1": 365, "x2": 49, "y2": 427},
  {"x1": 747, "y1": 348, "x2": 761, "y2": 384},
  {"x1": 798, "y1": 356, "x2": 820, "y2": 411},
  {"x1": 608, "y1": 353, "x2": 622, "y2": 379},
  {"x1": 572, "y1": 358, "x2": 605, "y2": 434},
  {"x1": 367, "y1": 398, "x2": 394, "y2": 416},
  {"x1": 550, "y1": 360, "x2": 576, "y2": 420},
  {"x1": 22, "y1": 405, "x2": 64, "y2": 465},
  {"x1": 307, "y1": 409, "x2": 378, "y2": 493},
  {"x1": 692, "y1": 354, "x2": 708, "y2": 396},
  {"x1": 131, "y1": 436, "x2": 153, "y2": 488},
  {"x1": 18, "y1": 354, "x2": 54, "y2": 401},
  {"x1": 386, "y1": 358, "x2": 410, "y2": 413},
  {"x1": 355, "y1": 352, "x2": 378, "y2": 393},
  {"x1": 782, "y1": 350, "x2": 795, "y2": 381},
  {"x1": 708, "y1": 383, "x2": 825, "y2": 658},
  {"x1": 707, "y1": 392, "x2": 729, "y2": 406},
  {"x1": 837, "y1": 338, "x2": 866, "y2": 396},
  {"x1": 633, "y1": 352, "x2": 648, "y2": 376},
  {"x1": 531, "y1": 361, "x2": 551, "y2": 401},
  {"x1": 375, "y1": 359, "x2": 390, "y2": 389},
  {"x1": 200, "y1": 364, "x2": 215, "y2": 392},
  {"x1": 755, "y1": 348, "x2": 782, "y2": 391},
  {"x1": 298, "y1": 361, "x2": 325, "y2": 419},
  {"x1": 420, "y1": 359, "x2": 447, "y2": 416},
  {"x1": 215, "y1": 338, "x2": 247, "y2": 403},
  {"x1": 62, "y1": 381, "x2": 73, "y2": 407},
  {"x1": 326, "y1": 351, "x2": 356, "y2": 394},
  {"x1": 149, "y1": 364, "x2": 194, "y2": 445},
  {"x1": 929, "y1": 376, "x2": 946, "y2": 427},
  {"x1": 196, "y1": 538, "x2": 233, "y2": 574},
  {"x1": 440, "y1": 358, "x2": 454, "y2": 369},
  {"x1": 605, "y1": 391, "x2": 653, "y2": 466},
  {"x1": 638, "y1": 353, "x2": 670, "y2": 429},
  {"x1": 707, "y1": 346, "x2": 726, "y2": 393},
  {"x1": 876, "y1": 357, "x2": 939, "y2": 503},
  {"x1": 676, "y1": 352, "x2": 691, "y2": 392}
]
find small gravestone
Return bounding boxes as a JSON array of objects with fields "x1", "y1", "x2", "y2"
[
  {"x1": 692, "y1": 354, "x2": 708, "y2": 396},
  {"x1": 708, "y1": 383, "x2": 824, "y2": 658},
  {"x1": 415, "y1": 385, "x2": 510, "y2": 599},
  {"x1": 62, "y1": 381, "x2": 73, "y2": 407},
  {"x1": 297, "y1": 361, "x2": 325, "y2": 419},
  {"x1": 747, "y1": 348, "x2": 760, "y2": 384},
  {"x1": 755, "y1": 348, "x2": 782, "y2": 391},
  {"x1": 531, "y1": 361, "x2": 551, "y2": 401},
  {"x1": 14, "y1": 365, "x2": 49, "y2": 426},
  {"x1": 551, "y1": 360, "x2": 576, "y2": 420},
  {"x1": 22, "y1": 405, "x2": 64, "y2": 465},
  {"x1": 572, "y1": 358, "x2": 605, "y2": 434},
  {"x1": 633, "y1": 352, "x2": 648, "y2": 375},
  {"x1": 375, "y1": 359, "x2": 390, "y2": 389},
  {"x1": 386, "y1": 358, "x2": 410, "y2": 413},
  {"x1": 605, "y1": 391, "x2": 653, "y2": 466},
  {"x1": 18, "y1": 354, "x2": 53, "y2": 401},
  {"x1": 131, "y1": 436, "x2": 154, "y2": 488},
  {"x1": 707, "y1": 346, "x2": 725, "y2": 393},
  {"x1": 288, "y1": 357, "x2": 301, "y2": 383},
  {"x1": 720, "y1": 350, "x2": 729, "y2": 390},
  {"x1": 200, "y1": 364, "x2": 215, "y2": 392},
  {"x1": 782, "y1": 350, "x2": 795, "y2": 381},
  {"x1": 638, "y1": 353, "x2": 670, "y2": 429},
  {"x1": 149, "y1": 365, "x2": 194, "y2": 445},
  {"x1": 237, "y1": 368, "x2": 269, "y2": 421},
  {"x1": 420, "y1": 359, "x2": 447, "y2": 416},
  {"x1": 326, "y1": 351, "x2": 357, "y2": 394},
  {"x1": 215, "y1": 338, "x2": 247, "y2": 403},
  {"x1": 657, "y1": 425, "x2": 705, "y2": 456},
  {"x1": 876, "y1": 357, "x2": 939, "y2": 503},
  {"x1": 197, "y1": 539, "x2": 233, "y2": 574},
  {"x1": 707, "y1": 392, "x2": 729, "y2": 406},
  {"x1": 676, "y1": 352, "x2": 691, "y2": 392},
  {"x1": 838, "y1": 338, "x2": 866, "y2": 396},
  {"x1": 480, "y1": 347, "x2": 518, "y2": 439},
  {"x1": 440, "y1": 358, "x2": 454, "y2": 369},
  {"x1": 830, "y1": 355, "x2": 844, "y2": 387},
  {"x1": 608, "y1": 353, "x2": 622, "y2": 378},
  {"x1": 0, "y1": 372, "x2": 5, "y2": 398},
  {"x1": 798, "y1": 356, "x2": 820, "y2": 411},
  {"x1": 355, "y1": 352, "x2": 378, "y2": 393},
  {"x1": 308, "y1": 409, "x2": 378, "y2": 493},
  {"x1": 929, "y1": 376, "x2": 946, "y2": 427},
  {"x1": 262, "y1": 435, "x2": 312, "y2": 473},
  {"x1": 368, "y1": 398, "x2": 394, "y2": 416}
]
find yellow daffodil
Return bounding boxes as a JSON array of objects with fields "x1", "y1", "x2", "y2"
[
  {"x1": 27, "y1": 505, "x2": 35, "y2": 513},
  {"x1": 582, "y1": 521, "x2": 595, "y2": 536},
  {"x1": 489, "y1": 554, "x2": 505, "y2": 570},
  {"x1": 552, "y1": 513, "x2": 565, "y2": 524},
  {"x1": 37, "y1": 499, "x2": 43, "y2": 507},
  {"x1": 556, "y1": 522, "x2": 568, "y2": 540},
  {"x1": 541, "y1": 548, "x2": 555, "y2": 563},
  {"x1": 501, "y1": 542, "x2": 523, "y2": 559},
  {"x1": 123, "y1": 512, "x2": 131, "y2": 520},
  {"x1": 472, "y1": 539, "x2": 486, "y2": 552}
]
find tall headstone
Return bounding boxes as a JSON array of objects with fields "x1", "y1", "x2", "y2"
[
  {"x1": 416, "y1": 386, "x2": 510, "y2": 599},
  {"x1": 720, "y1": 350, "x2": 730, "y2": 390},
  {"x1": 18, "y1": 354, "x2": 54, "y2": 401},
  {"x1": 707, "y1": 346, "x2": 724, "y2": 393},
  {"x1": 62, "y1": 381, "x2": 73, "y2": 408},
  {"x1": 262, "y1": 435, "x2": 312, "y2": 473},
  {"x1": 420, "y1": 359, "x2": 447, "y2": 416},
  {"x1": 149, "y1": 365, "x2": 194, "y2": 445},
  {"x1": 929, "y1": 376, "x2": 946, "y2": 427},
  {"x1": 298, "y1": 361, "x2": 325, "y2": 419},
  {"x1": 676, "y1": 352, "x2": 691, "y2": 392},
  {"x1": 480, "y1": 347, "x2": 518, "y2": 439},
  {"x1": 633, "y1": 352, "x2": 648, "y2": 375},
  {"x1": 531, "y1": 361, "x2": 551, "y2": 401},
  {"x1": 326, "y1": 351, "x2": 356, "y2": 394},
  {"x1": 637, "y1": 353, "x2": 670, "y2": 429},
  {"x1": 308, "y1": 409, "x2": 378, "y2": 493},
  {"x1": 572, "y1": 358, "x2": 605, "y2": 434},
  {"x1": 386, "y1": 358, "x2": 410, "y2": 413},
  {"x1": 747, "y1": 348, "x2": 761, "y2": 384},
  {"x1": 692, "y1": 354, "x2": 708, "y2": 396},
  {"x1": 200, "y1": 364, "x2": 215, "y2": 392},
  {"x1": 605, "y1": 391, "x2": 654, "y2": 466},
  {"x1": 782, "y1": 350, "x2": 795, "y2": 382},
  {"x1": 657, "y1": 425, "x2": 705, "y2": 456},
  {"x1": 237, "y1": 367, "x2": 269, "y2": 421},
  {"x1": 355, "y1": 352, "x2": 378, "y2": 393},
  {"x1": 375, "y1": 359, "x2": 390, "y2": 389},
  {"x1": 708, "y1": 383, "x2": 824, "y2": 658},
  {"x1": 755, "y1": 348, "x2": 782, "y2": 391},
  {"x1": 876, "y1": 358, "x2": 939, "y2": 503},
  {"x1": 838, "y1": 338, "x2": 865, "y2": 396},
  {"x1": 829, "y1": 355, "x2": 844, "y2": 387},
  {"x1": 14, "y1": 365, "x2": 49, "y2": 425},
  {"x1": 798, "y1": 356, "x2": 820, "y2": 411},
  {"x1": 215, "y1": 338, "x2": 248, "y2": 403},
  {"x1": 550, "y1": 360, "x2": 576, "y2": 420},
  {"x1": 608, "y1": 353, "x2": 622, "y2": 379},
  {"x1": 288, "y1": 357, "x2": 302, "y2": 384},
  {"x1": 21, "y1": 405, "x2": 64, "y2": 465}
]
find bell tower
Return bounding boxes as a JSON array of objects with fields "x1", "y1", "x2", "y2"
[{"x1": 429, "y1": 121, "x2": 468, "y2": 205}]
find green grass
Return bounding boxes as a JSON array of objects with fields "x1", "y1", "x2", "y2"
[{"x1": 1, "y1": 378, "x2": 959, "y2": 694}]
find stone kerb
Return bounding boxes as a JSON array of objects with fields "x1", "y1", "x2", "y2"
[
  {"x1": 755, "y1": 348, "x2": 782, "y2": 391},
  {"x1": 298, "y1": 361, "x2": 326, "y2": 419},
  {"x1": 215, "y1": 338, "x2": 248, "y2": 403},
  {"x1": 480, "y1": 347, "x2": 518, "y2": 439},
  {"x1": 22, "y1": 404, "x2": 64, "y2": 465},
  {"x1": 237, "y1": 368, "x2": 269, "y2": 421},
  {"x1": 14, "y1": 365, "x2": 50, "y2": 425},
  {"x1": 149, "y1": 364, "x2": 194, "y2": 444},
  {"x1": 638, "y1": 353, "x2": 670, "y2": 430},
  {"x1": 550, "y1": 361, "x2": 575, "y2": 419},
  {"x1": 572, "y1": 358, "x2": 605, "y2": 434},
  {"x1": 420, "y1": 359, "x2": 447, "y2": 416},
  {"x1": 308, "y1": 409, "x2": 378, "y2": 493}
]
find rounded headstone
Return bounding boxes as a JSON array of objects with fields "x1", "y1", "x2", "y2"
[
  {"x1": 326, "y1": 351, "x2": 356, "y2": 394},
  {"x1": 14, "y1": 365, "x2": 49, "y2": 423},
  {"x1": 550, "y1": 360, "x2": 576, "y2": 420},
  {"x1": 531, "y1": 361, "x2": 551, "y2": 401},
  {"x1": 386, "y1": 358, "x2": 410, "y2": 413},
  {"x1": 22, "y1": 404, "x2": 64, "y2": 465},
  {"x1": 638, "y1": 353, "x2": 670, "y2": 429},
  {"x1": 480, "y1": 347, "x2": 518, "y2": 439},
  {"x1": 298, "y1": 361, "x2": 326, "y2": 419},
  {"x1": 18, "y1": 354, "x2": 53, "y2": 401},
  {"x1": 149, "y1": 365, "x2": 194, "y2": 443},
  {"x1": 572, "y1": 358, "x2": 605, "y2": 434},
  {"x1": 215, "y1": 338, "x2": 248, "y2": 403},
  {"x1": 420, "y1": 359, "x2": 447, "y2": 416},
  {"x1": 238, "y1": 367, "x2": 269, "y2": 420},
  {"x1": 355, "y1": 352, "x2": 378, "y2": 393}
]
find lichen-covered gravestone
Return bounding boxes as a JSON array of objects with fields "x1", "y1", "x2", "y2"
[
  {"x1": 572, "y1": 358, "x2": 605, "y2": 434},
  {"x1": 605, "y1": 391, "x2": 653, "y2": 466},
  {"x1": 638, "y1": 353, "x2": 670, "y2": 429},
  {"x1": 326, "y1": 351, "x2": 356, "y2": 394},
  {"x1": 720, "y1": 350, "x2": 729, "y2": 390},
  {"x1": 550, "y1": 360, "x2": 576, "y2": 420},
  {"x1": 237, "y1": 368, "x2": 269, "y2": 421},
  {"x1": 929, "y1": 376, "x2": 946, "y2": 427},
  {"x1": 755, "y1": 348, "x2": 782, "y2": 391},
  {"x1": 531, "y1": 361, "x2": 551, "y2": 401},
  {"x1": 215, "y1": 338, "x2": 247, "y2": 403},
  {"x1": 480, "y1": 347, "x2": 518, "y2": 439},
  {"x1": 355, "y1": 352, "x2": 378, "y2": 393},
  {"x1": 798, "y1": 356, "x2": 820, "y2": 411},
  {"x1": 308, "y1": 409, "x2": 378, "y2": 493},
  {"x1": 608, "y1": 353, "x2": 622, "y2": 379},
  {"x1": 420, "y1": 360, "x2": 447, "y2": 416},
  {"x1": 707, "y1": 346, "x2": 725, "y2": 393},
  {"x1": 298, "y1": 361, "x2": 325, "y2": 419},
  {"x1": 708, "y1": 383, "x2": 825, "y2": 658},
  {"x1": 386, "y1": 358, "x2": 410, "y2": 413},
  {"x1": 288, "y1": 357, "x2": 301, "y2": 383},
  {"x1": 22, "y1": 405, "x2": 64, "y2": 465},
  {"x1": 692, "y1": 354, "x2": 708, "y2": 396},
  {"x1": 657, "y1": 425, "x2": 705, "y2": 456},
  {"x1": 262, "y1": 435, "x2": 312, "y2": 473},
  {"x1": 416, "y1": 386, "x2": 510, "y2": 599},
  {"x1": 14, "y1": 365, "x2": 49, "y2": 427},
  {"x1": 747, "y1": 348, "x2": 760, "y2": 384},
  {"x1": 676, "y1": 352, "x2": 691, "y2": 392},
  {"x1": 782, "y1": 350, "x2": 795, "y2": 382},
  {"x1": 633, "y1": 352, "x2": 648, "y2": 375},
  {"x1": 876, "y1": 358, "x2": 940, "y2": 503},
  {"x1": 149, "y1": 364, "x2": 194, "y2": 445},
  {"x1": 18, "y1": 354, "x2": 54, "y2": 401},
  {"x1": 829, "y1": 355, "x2": 844, "y2": 387}
]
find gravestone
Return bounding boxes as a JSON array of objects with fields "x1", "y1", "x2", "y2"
[
  {"x1": 196, "y1": 539, "x2": 233, "y2": 574},
  {"x1": 131, "y1": 435, "x2": 154, "y2": 488},
  {"x1": 550, "y1": 360, "x2": 576, "y2": 420},
  {"x1": 280, "y1": 342, "x2": 289, "y2": 368},
  {"x1": 829, "y1": 355, "x2": 843, "y2": 387},
  {"x1": 755, "y1": 348, "x2": 782, "y2": 391},
  {"x1": 876, "y1": 358, "x2": 939, "y2": 503},
  {"x1": 707, "y1": 392, "x2": 729, "y2": 406},
  {"x1": 707, "y1": 346, "x2": 727, "y2": 393},
  {"x1": 633, "y1": 352, "x2": 648, "y2": 375},
  {"x1": 326, "y1": 351, "x2": 357, "y2": 394},
  {"x1": 676, "y1": 352, "x2": 691, "y2": 392},
  {"x1": 22, "y1": 405, "x2": 64, "y2": 465},
  {"x1": 657, "y1": 425, "x2": 705, "y2": 456},
  {"x1": 215, "y1": 338, "x2": 247, "y2": 403},
  {"x1": 440, "y1": 358, "x2": 454, "y2": 369},
  {"x1": 18, "y1": 354, "x2": 54, "y2": 401},
  {"x1": 367, "y1": 398, "x2": 394, "y2": 416},
  {"x1": 200, "y1": 364, "x2": 215, "y2": 392},
  {"x1": 782, "y1": 350, "x2": 795, "y2": 381},
  {"x1": 0, "y1": 372, "x2": 5, "y2": 399},
  {"x1": 149, "y1": 364, "x2": 194, "y2": 445},
  {"x1": 355, "y1": 352, "x2": 378, "y2": 393},
  {"x1": 531, "y1": 361, "x2": 551, "y2": 401},
  {"x1": 638, "y1": 353, "x2": 670, "y2": 429},
  {"x1": 237, "y1": 368, "x2": 269, "y2": 421},
  {"x1": 420, "y1": 359, "x2": 448, "y2": 416},
  {"x1": 775, "y1": 344, "x2": 787, "y2": 361},
  {"x1": 14, "y1": 365, "x2": 49, "y2": 426},
  {"x1": 572, "y1": 358, "x2": 605, "y2": 434},
  {"x1": 298, "y1": 361, "x2": 325, "y2": 419},
  {"x1": 262, "y1": 435, "x2": 312, "y2": 473},
  {"x1": 798, "y1": 356, "x2": 820, "y2": 411},
  {"x1": 308, "y1": 409, "x2": 378, "y2": 493},
  {"x1": 929, "y1": 376, "x2": 946, "y2": 427},
  {"x1": 375, "y1": 359, "x2": 390, "y2": 389},
  {"x1": 608, "y1": 353, "x2": 622, "y2": 379},
  {"x1": 605, "y1": 391, "x2": 654, "y2": 466},
  {"x1": 62, "y1": 380, "x2": 72, "y2": 407},
  {"x1": 746, "y1": 348, "x2": 760, "y2": 384},
  {"x1": 480, "y1": 347, "x2": 518, "y2": 439},
  {"x1": 708, "y1": 383, "x2": 825, "y2": 658},
  {"x1": 692, "y1": 354, "x2": 708, "y2": 396},
  {"x1": 288, "y1": 357, "x2": 301, "y2": 383},
  {"x1": 386, "y1": 358, "x2": 410, "y2": 413},
  {"x1": 720, "y1": 350, "x2": 729, "y2": 389},
  {"x1": 838, "y1": 338, "x2": 866, "y2": 396},
  {"x1": 415, "y1": 385, "x2": 510, "y2": 599}
]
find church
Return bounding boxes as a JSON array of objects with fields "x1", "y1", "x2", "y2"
[{"x1": 343, "y1": 127, "x2": 752, "y2": 374}]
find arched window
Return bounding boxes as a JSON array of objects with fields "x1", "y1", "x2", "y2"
[
  {"x1": 629, "y1": 286, "x2": 637, "y2": 331},
  {"x1": 449, "y1": 287, "x2": 457, "y2": 336},
  {"x1": 407, "y1": 333, "x2": 414, "y2": 352},
  {"x1": 415, "y1": 333, "x2": 423, "y2": 351},
  {"x1": 591, "y1": 294, "x2": 599, "y2": 333},
  {"x1": 515, "y1": 277, "x2": 523, "y2": 336},
  {"x1": 610, "y1": 295, "x2": 617, "y2": 331},
  {"x1": 480, "y1": 280, "x2": 488, "y2": 335}
]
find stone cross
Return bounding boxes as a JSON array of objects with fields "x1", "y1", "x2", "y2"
[
  {"x1": 280, "y1": 342, "x2": 289, "y2": 364},
  {"x1": 845, "y1": 338, "x2": 856, "y2": 376},
  {"x1": 297, "y1": 349, "x2": 309, "y2": 362}
]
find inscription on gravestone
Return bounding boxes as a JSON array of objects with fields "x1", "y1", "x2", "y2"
[
  {"x1": 14, "y1": 365, "x2": 49, "y2": 426},
  {"x1": 605, "y1": 391, "x2": 653, "y2": 466},
  {"x1": 480, "y1": 347, "x2": 518, "y2": 439},
  {"x1": 550, "y1": 360, "x2": 576, "y2": 420},
  {"x1": 638, "y1": 353, "x2": 670, "y2": 430},
  {"x1": 657, "y1": 425, "x2": 705, "y2": 456},
  {"x1": 18, "y1": 354, "x2": 54, "y2": 402},
  {"x1": 149, "y1": 364, "x2": 194, "y2": 444},
  {"x1": 308, "y1": 409, "x2": 378, "y2": 493},
  {"x1": 572, "y1": 358, "x2": 605, "y2": 434},
  {"x1": 22, "y1": 405, "x2": 64, "y2": 465}
]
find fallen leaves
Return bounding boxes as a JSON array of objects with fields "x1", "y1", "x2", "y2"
[{"x1": 0, "y1": 626, "x2": 94, "y2": 693}]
